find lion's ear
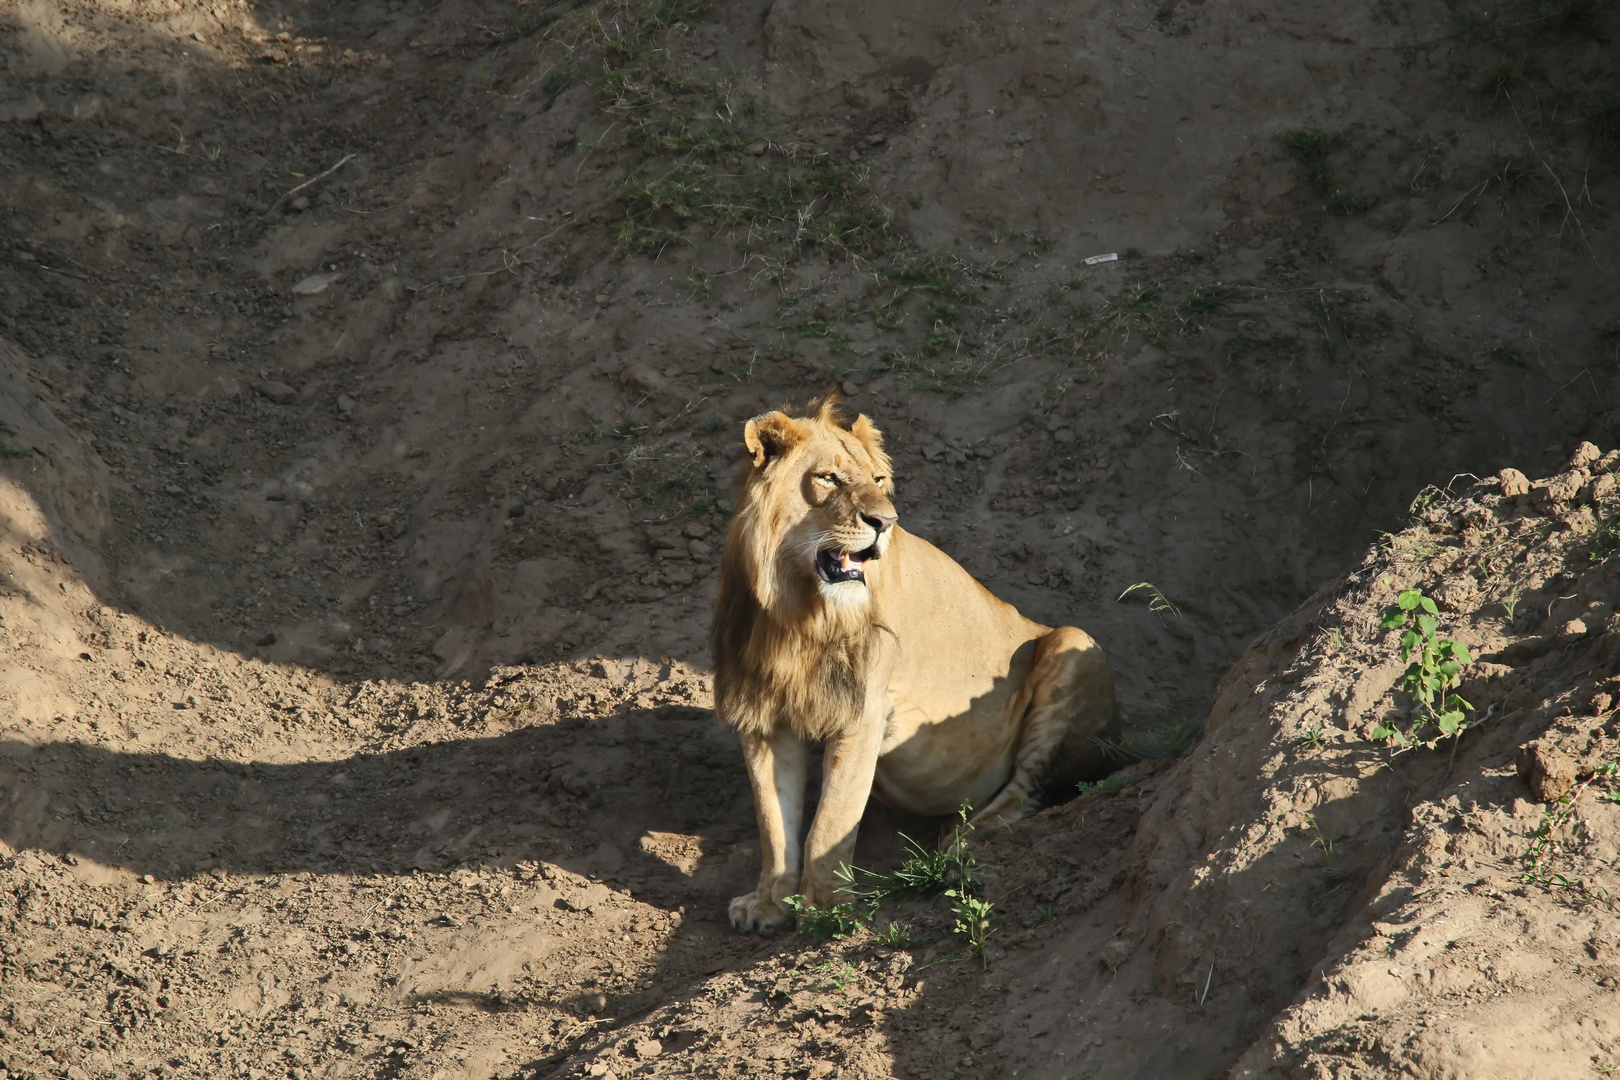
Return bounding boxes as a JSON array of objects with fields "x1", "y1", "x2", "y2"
[
  {"x1": 850, "y1": 413, "x2": 884, "y2": 455},
  {"x1": 743, "y1": 411, "x2": 808, "y2": 468}
]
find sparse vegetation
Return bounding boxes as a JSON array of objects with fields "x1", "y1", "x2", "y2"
[
  {"x1": 1590, "y1": 510, "x2": 1620, "y2": 562},
  {"x1": 1185, "y1": 282, "x2": 1240, "y2": 317},
  {"x1": 782, "y1": 894, "x2": 864, "y2": 942},
  {"x1": 544, "y1": 0, "x2": 890, "y2": 256},
  {"x1": 0, "y1": 421, "x2": 29, "y2": 459},
  {"x1": 788, "y1": 808, "x2": 995, "y2": 963},
  {"x1": 850, "y1": 832, "x2": 965, "y2": 905},
  {"x1": 1225, "y1": 334, "x2": 1304, "y2": 367},
  {"x1": 1524, "y1": 760, "x2": 1620, "y2": 903},
  {"x1": 1304, "y1": 813, "x2": 1336, "y2": 865},
  {"x1": 1275, "y1": 129, "x2": 1377, "y2": 215},
  {"x1": 876, "y1": 919, "x2": 918, "y2": 948},
  {"x1": 1117, "y1": 580, "x2": 1182, "y2": 617},
  {"x1": 1092, "y1": 715, "x2": 1203, "y2": 764},
  {"x1": 1076, "y1": 773, "x2": 1129, "y2": 796}
]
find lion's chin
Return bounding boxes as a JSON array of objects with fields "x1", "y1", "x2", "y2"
[{"x1": 816, "y1": 578, "x2": 871, "y2": 608}]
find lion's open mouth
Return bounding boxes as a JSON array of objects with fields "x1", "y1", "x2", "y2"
[{"x1": 816, "y1": 546, "x2": 876, "y2": 585}]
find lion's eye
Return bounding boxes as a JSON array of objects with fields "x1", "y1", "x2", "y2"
[{"x1": 816, "y1": 473, "x2": 841, "y2": 486}]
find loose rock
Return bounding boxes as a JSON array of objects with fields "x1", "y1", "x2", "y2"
[{"x1": 258, "y1": 381, "x2": 298, "y2": 405}]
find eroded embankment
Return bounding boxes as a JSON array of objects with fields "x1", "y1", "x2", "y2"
[{"x1": 544, "y1": 445, "x2": 1620, "y2": 1080}]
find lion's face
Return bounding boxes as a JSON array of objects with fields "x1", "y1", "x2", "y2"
[{"x1": 730, "y1": 403, "x2": 897, "y2": 615}]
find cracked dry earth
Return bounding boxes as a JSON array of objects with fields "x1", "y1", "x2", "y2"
[{"x1": 2, "y1": 0, "x2": 1620, "y2": 1076}]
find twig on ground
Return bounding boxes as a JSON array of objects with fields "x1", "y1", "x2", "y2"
[{"x1": 267, "y1": 153, "x2": 355, "y2": 216}]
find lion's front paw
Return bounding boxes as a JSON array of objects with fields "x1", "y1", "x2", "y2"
[{"x1": 728, "y1": 891, "x2": 793, "y2": 934}]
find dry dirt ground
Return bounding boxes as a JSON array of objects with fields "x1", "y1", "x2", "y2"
[{"x1": 1, "y1": 0, "x2": 1618, "y2": 1076}]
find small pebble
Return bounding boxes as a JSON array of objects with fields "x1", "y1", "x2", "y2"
[
  {"x1": 594, "y1": 294, "x2": 609, "y2": 305},
  {"x1": 335, "y1": 393, "x2": 356, "y2": 414},
  {"x1": 841, "y1": 379, "x2": 859, "y2": 396},
  {"x1": 291, "y1": 271, "x2": 342, "y2": 296},
  {"x1": 290, "y1": 195, "x2": 310, "y2": 211},
  {"x1": 746, "y1": 142, "x2": 766, "y2": 155},
  {"x1": 258, "y1": 381, "x2": 298, "y2": 405}
]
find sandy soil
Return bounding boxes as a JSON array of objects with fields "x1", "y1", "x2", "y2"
[{"x1": 1, "y1": 0, "x2": 1617, "y2": 1076}]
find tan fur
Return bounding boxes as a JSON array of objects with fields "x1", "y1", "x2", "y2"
[{"x1": 714, "y1": 396, "x2": 1119, "y2": 933}]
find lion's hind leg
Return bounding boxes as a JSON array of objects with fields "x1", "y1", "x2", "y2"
[{"x1": 969, "y1": 626, "x2": 1116, "y2": 829}]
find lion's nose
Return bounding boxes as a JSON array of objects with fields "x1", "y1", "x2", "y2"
[{"x1": 861, "y1": 511, "x2": 897, "y2": 534}]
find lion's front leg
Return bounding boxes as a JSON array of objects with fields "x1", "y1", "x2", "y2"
[
  {"x1": 729, "y1": 728, "x2": 810, "y2": 933},
  {"x1": 799, "y1": 718, "x2": 886, "y2": 909}
]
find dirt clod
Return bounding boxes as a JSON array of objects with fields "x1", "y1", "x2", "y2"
[
  {"x1": 1517, "y1": 739, "x2": 1578, "y2": 802},
  {"x1": 1499, "y1": 468, "x2": 1532, "y2": 496}
]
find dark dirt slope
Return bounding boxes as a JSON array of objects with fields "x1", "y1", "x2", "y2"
[
  {"x1": 2, "y1": 0, "x2": 1617, "y2": 725},
  {"x1": 1, "y1": 0, "x2": 1619, "y2": 1078}
]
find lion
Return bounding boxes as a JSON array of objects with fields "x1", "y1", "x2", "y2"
[{"x1": 713, "y1": 395, "x2": 1118, "y2": 933}]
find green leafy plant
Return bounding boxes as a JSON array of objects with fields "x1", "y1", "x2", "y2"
[
  {"x1": 788, "y1": 806, "x2": 995, "y2": 956},
  {"x1": 938, "y1": 808, "x2": 995, "y2": 967},
  {"x1": 947, "y1": 888, "x2": 995, "y2": 970},
  {"x1": 1501, "y1": 595, "x2": 1520, "y2": 625},
  {"x1": 782, "y1": 895, "x2": 863, "y2": 942},
  {"x1": 1370, "y1": 588, "x2": 1474, "y2": 746},
  {"x1": 851, "y1": 835, "x2": 960, "y2": 905}
]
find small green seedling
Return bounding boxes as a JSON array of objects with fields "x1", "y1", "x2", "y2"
[
  {"x1": 1501, "y1": 596, "x2": 1519, "y2": 626},
  {"x1": 877, "y1": 920, "x2": 917, "y2": 948},
  {"x1": 1304, "y1": 813, "x2": 1335, "y2": 864},
  {"x1": 1294, "y1": 726, "x2": 1329, "y2": 752},
  {"x1": 1369, "y1": 588, "x2": 1474, "y2": 747},
  {"x1": 815, "y1": 959, "x2": 860, "y2": 992}
]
